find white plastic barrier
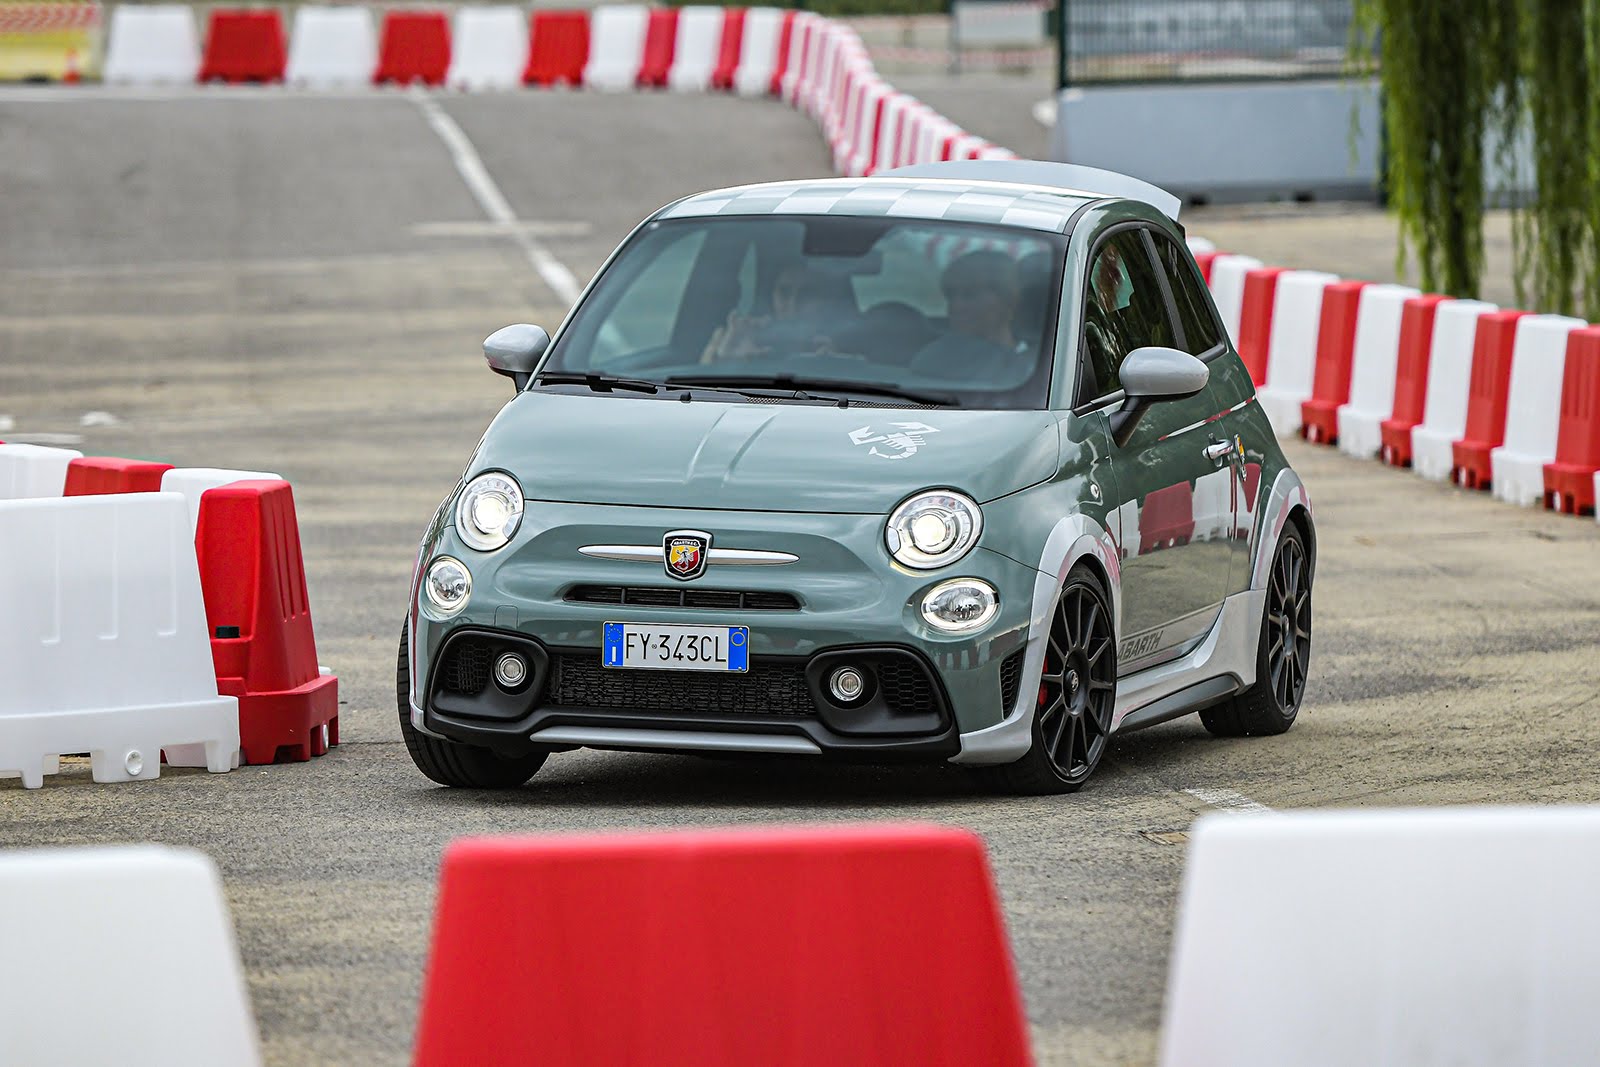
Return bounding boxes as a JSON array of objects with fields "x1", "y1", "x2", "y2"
[
  {"x1": 732, "y1": 7, "x2": 785, "y2": 97},
  {"x1": 0, "y1": 443, "x2": 81, "y2": 499},
  {"x1": 1255, "y1": 270, "x2": 1339, "y2": 437},
  {"x1": 285, "y1": 6, "x2": 378, "y2": 89},
  {"x1": 1335, "y1": 283, "x2": 1421, "y2": 458},
  {"x1": 802, "y1": 22, "x2": 841, "y2": 120},
  {"x1": 1161, "y1": 807, "x2": 1600, "y2": 1067},
  {"x1": 838, "y1": 79, "x2": 889, "y2": 177},
  {"x1": 1191, "y1": 469, "x2": 1232, "y2": 542},
  {"x1": 1186, "y1": 236, "x2": 1216, "y2": 256},
  {"x1": 914, "y1": 111, "x2": 961, "y2": 164},
  {"x1": 0, "y1": 494, "x2": 238, "y2": 788},
  {"x1": 582, "y1": 4, "x2": 649, "y2": 91},
  {"x1": 825, "y1": 56, "x2": 869, "y2": 148},
  {"x1": 161, "y1": 467, "x2": 282, "y2": 532},
  {"x1": 946, "y1": 131, "x2": 988, "y2": 160},
  {"x1": 1491, "y1": 314, "x2": 1586, "y2": 506},
  {"x1": 667, "y1": 6, "x2": 723, "y2": 92},
  {"x1": 1206, "y1": 254, "x2": 1263, "y2": 347},
  {"x1": 446, "y1": 6, "x2": 529, "y2": 92},
  {"x1": 1413, "y1": 299, "x2": 1498, "y2": 481},
  {"x1": 102, "y1": 4, "x2": 202, "y2": 85},
  {"x1": 778, "y1": 12, "x2": 817, "y2": 103},
  {"x1": 0, "y1": 846, "x2": 262, "y2": 1065},
  {"x1": 873, "y1": 92, "x2": 918, "y2": 176}
]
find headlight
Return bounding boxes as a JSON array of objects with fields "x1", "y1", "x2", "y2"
[
  {"x1": 424, "y1": 556, "x2": 472, "y2": 617},
  {"x1": 456, "y1": 471, "x2": 524, "y2": 551},
  {"x1": 920, "y1": 578, "x2": 999, "y2": 634},
  {"x1": 885, "y1": 490, "x2": 982, "y2": 569}
]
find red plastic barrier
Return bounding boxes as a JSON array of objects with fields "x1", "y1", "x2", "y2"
[
  {"x1": 768, "y1": 9, "x2": 794, "y2": 95},
  {"x1": 414, "y1": 826, "x2": 1031, "y2": 1067},
  {"x1": 63, "y1": 457, "x2": 173, "y2": 496},
  {"x1": 198, "y1": 9, "x2": 286, "y2": 83},
  {"x1": 710, "y1": 7, "x2": 744, "y2": 89},
  {"x1": 1139, "y1": 482, "x2": 1195, "y2": 552},
  {"x1": 636, "y1": 7, "x2": 678, "y2": 88},
  {"x1": 1300, "y1": 280, "x2": 1369, "y2": 444},
  {"x1": 195, "y1": 480, "x2": 338, "y2": 765},
  {"x1": 1193, "y1": 250, "x2": 1218, "y2": 283},
  {"x1": 374, "y1": 10, "x2": 450, "y2": 86},
  {"x1": 523, "y1": 10, "x2": 589, "y2": 87},
  {"x1": 1236, "y1": 267, "x2": 1285, "y2": 385},
  {"x1": 1379, "y1": 294, "x2": 1448, "y2": 468},
  {"x1": 1543, "y1": 326, "x2": 1600, "y2": 514},
  {"x1": 1451, "y1": 310, "x2": 1527, "y2": 490}
]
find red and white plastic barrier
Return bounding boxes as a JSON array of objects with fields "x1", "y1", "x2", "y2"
[
  {"x1": 1491, "y1": 314, "x2": 1586, "y2": 506},
  {"x1": 666, "y1": 5, "x2": 722, "y2": 92},
  {"x1": 1545, "y1": 327, "x2": 1600, "y2": 514},
  {"x1": 583, "y1": 4, "x2": 649, "y2": 91},
  {"x1": 1299, "y1": 279, "x2": 1368, "y2": 444},
  {"x1": 414, "y1": 825, "x2": 1031, "y2": 1067},
  {"x1": 374, "y1": 10, "x2": 450, "y2": 86},
  {"x1": 1379, "y1": 294, "x2": 1450, "y2": 468},
  {"x1": 0, "y1": 493, "x2": 239, "y2": 788},
  {"x1": 1207, "y1": 254, "x2": 1264, "y2": 349},
  {"x1": 1411, "y1": 300, "x2": 1498, "y2": 482},
  {"x1": 1162, "y1": 807, "x2": 1600, "y2": 1066},
  {"x1": 1336, "y1": 282, "x2": 1422, "y2": 458},
  {"x1": 198, "y1": 8, "x2": 287, "y2": 84},
  {"x1": 0, "y1": 846, "x2": 262, "y2": 1063},
  {"x1": 1256, "y1": 270, "x2": 1339, "y2": 436}
]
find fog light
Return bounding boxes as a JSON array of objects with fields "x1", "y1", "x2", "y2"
[
  {"x1": 829, "y1": 666, "x2": 866, "y2": 703},
  {"x1": 920, "y1": 578, "x2": 999, "y2": 634},
  {"x1": 423, "y1": 556, "x2": 471, "y2": 617},
  {"x1": 494, "y1": 652, "x2": 528, "y2": 689}
]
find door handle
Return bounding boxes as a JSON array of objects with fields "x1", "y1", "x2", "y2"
[{"x1": 1203, "y1": 440, "x2": 1233, "y2": 462}]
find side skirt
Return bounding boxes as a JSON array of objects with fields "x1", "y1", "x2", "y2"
[{"x1": 1110, "y1": 588, "x2": 1265, "y2": 735}]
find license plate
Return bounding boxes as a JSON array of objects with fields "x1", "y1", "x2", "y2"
[{"x1": 602, "y1": 622, "x2": 749, "y2": 672}]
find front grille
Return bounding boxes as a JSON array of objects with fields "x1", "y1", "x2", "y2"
[
  {"x1": 548, "y1": 653, "x2": 816, "y2": 718},
  {"x1": 998, "y1": 649, "x2": 1026, "y2": 713},
  {"x1": 440, "y1": 641, "x2": 491, "y2": 696},
  {"x1": 874, "y1": 657, "x2": 936, "y2": 715},
  {"x1": 566, "y1": 585, "x2": 801, "y2": 611}
]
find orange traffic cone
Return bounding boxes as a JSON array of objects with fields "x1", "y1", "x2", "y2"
[{"x1": 63, "y1": 48, "x2": 80, "y2": 84}]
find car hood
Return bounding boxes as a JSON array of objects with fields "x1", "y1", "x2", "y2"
[{"x1": 472, "y1": 392, "x2": 1061, "y2": 513}]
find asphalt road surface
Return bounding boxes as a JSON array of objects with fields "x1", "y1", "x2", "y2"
[{"x1": 4, "y1": 89, "x2": 1600, "y2": 1067}]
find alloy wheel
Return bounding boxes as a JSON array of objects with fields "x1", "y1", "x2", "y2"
[
  {"x1": 1266, "y1": 537, "x2": 1311, "y2": 712},
  {"x1": 1037, "y1": 582, "x2": 1116, "y2": 784}
]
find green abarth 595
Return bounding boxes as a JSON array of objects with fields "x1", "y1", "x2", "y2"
[{"x1": 399, "y1": 160, "x2": 1315, "y2": 795}]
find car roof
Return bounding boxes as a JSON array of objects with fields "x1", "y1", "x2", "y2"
[{"x1": 655, "y1": 162, "x2": 1179, "y2": 235}]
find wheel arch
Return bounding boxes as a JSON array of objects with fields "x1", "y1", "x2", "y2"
[{"x1": 1250, "y1": 467, "x2": 1315, "y2": 591}]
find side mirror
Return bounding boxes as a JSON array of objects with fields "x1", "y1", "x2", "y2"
[
  {"x1": 1109, "y1": 346, "x2": 1209, "y2": 447},
  {"x1": 483, "y1": 323, "x2": 550, "y2": 390}
]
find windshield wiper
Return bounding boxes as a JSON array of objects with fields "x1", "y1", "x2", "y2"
[
  {"x1": 665, "y1": 374, "x2": 956, "y2": 407},
  {"x1": 533, "y1": 371, "x2": 666, "y2": 395}
]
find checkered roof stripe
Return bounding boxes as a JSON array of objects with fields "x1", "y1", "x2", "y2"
[{"x1": 657, "y1": 179, "x2": 1098, "y2": 234}]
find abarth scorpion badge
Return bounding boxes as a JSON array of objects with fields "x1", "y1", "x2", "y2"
[{"x1": 663, "y1": 530, "x2": 712, "y2": 581}]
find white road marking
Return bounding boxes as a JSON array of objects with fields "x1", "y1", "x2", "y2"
[
  {"x1": 408, "y1": 88, "x2": 582, "y2": 307},
  {"x1": 1184, "y1": 787, "x2": 1274, "y2": 815}
]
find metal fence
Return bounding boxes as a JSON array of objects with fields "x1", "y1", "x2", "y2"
[{"x1": 1059, "y1": 0, "x2": 1354, "y2": 87}]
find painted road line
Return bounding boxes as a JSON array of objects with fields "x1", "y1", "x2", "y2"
[
  {"x1": 408, "y1": 88, "x2": 582, "y2": 307},
  {"x1": 1184, "y1": 787, "x2": 1274, "y2": 815}
]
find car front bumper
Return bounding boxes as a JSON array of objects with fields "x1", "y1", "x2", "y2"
[{"x1": 409, "y1": 499, "x2": 1038, "y2": 761}]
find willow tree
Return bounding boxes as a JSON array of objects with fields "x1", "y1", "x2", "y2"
[{"x1": 1354, "y1": 0, "x2": 1600, "y2": 318}]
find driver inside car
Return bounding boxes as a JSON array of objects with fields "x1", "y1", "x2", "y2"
[
  {"x1": 910, "y1": 251, "x2": 1033, "y2": 383},
  {"x1": 700, "y1": 264, "x2": 856, "y2": 363}
]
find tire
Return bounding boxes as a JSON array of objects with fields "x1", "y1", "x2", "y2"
[
  {"x1": 977, "y1": 567, "x2": 1118, "y2": 795},
  {"x1": 1201, "y1": 522, "x2": 1311, "y2": 738},
  {"x1": 396, "y1": 625, "x2": 548, "y2": 789}
]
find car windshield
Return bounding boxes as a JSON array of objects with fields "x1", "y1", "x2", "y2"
[{"x1": 540, "y1": 215, "x2": 1065, "y2": 409}]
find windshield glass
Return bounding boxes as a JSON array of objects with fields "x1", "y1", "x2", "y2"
[{"x1": 541, "y1": 215, "x2": 1065, "y2": 408}]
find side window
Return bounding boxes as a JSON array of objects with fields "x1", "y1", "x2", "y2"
[
  {"x1": 1078, "y1": 229, "x2": 1176, "y2": 402},
  {"x1": 1156, "y1": 236, "x2": 1225, "y2": 355}
]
